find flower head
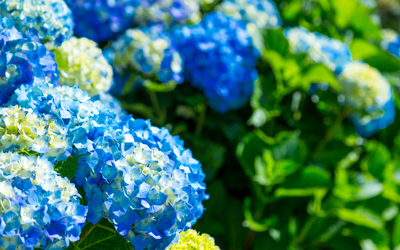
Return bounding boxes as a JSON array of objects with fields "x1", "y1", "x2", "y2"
[
  {"x1": 172, "y1": 12, "x2": 259, "y2": 113},
  {"x1": 285, "y1": 26, "x2": 353, "y2": 73},
  {"x1": 167, "y1": 229, "x2": 220, "y2": 250},
  {"x1": 108, "y1": 25, "x2": 184, "y2": 87},
  {"x1": 381, "y1": 29, "x2": 400, "y2": 60},
  {"x1": 66, "y1": 0, "x2": 137, "y2": 42},
  {"x1": 91, "y1": 93, "x2": 127, "y2": 117},
  {"x1": 217, "y1": 0, "x2": 281, "y2": 29},
  {"x1": 338, "y1": 61, "x2": 395, "y2": 137},
  {"x1": 51, "y1": 37, "x2": 113, "y2": 96},
  {"x1": 0, "y1": 105, "x2": 71, "y2": 161},
  {"x1": 0, "y1": 152, "x2": 87, "y2": 249},
  {"x1": 134, "y1": 0, "x2": 201, "y2": 27},
  {"x1": 0, "y1": 0, "x2": 74, "y2": 46},
  {"x1": 8, "y1": 82, "x2": 208, "y2": 249},
  {"x1": 0, "y1": 17, "x2": 59, "y2": 103}
]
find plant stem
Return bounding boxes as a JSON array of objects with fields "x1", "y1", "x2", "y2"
[
  {"x1": 148, "y1": 90, "x2": 164, "y2": 124},
  {"x1": 195, "y1": 104, "x2": 207, "y2": 138},
  {"x1": 314, "y1": 109, "x2": 348, "y2": 160},
  {"x1": 291, "y1": 215, "x2": 318, "y2": 247}
]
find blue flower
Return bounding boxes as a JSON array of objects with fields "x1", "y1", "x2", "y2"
[
  {"x1": 8, "y1": 82, "x2": 208, "y2": 250},
  {"x1": 66, "y1": 0, "x2": 137, "y2": 42},
  {"x1": 172, "y1": 12, "x2": 259, "y2": 113},
  {"x1": 217, "y1": 0, "x2": 282, "y2": 29},
  {"x1": 0, "y1": 0, "x2": 74, "y2": 46},
  {"x1": 338, "y1": 61, "x2": 395, "y2": 137},
  {"x1": 381, "y1": 29, "x2": 400, "y2": 60},
  {"x1": 0, "y1": 152, "x2": 87, "y2": 249},
  {"x1": 284, "y1": 26, "x2": 353, "y2": 74},
  {"x1": 107, "y1": 25, "x2": 184, "y2": 92},
  {"x1": 91, "y1": 93, "x2": 127, "y2": 117},
  {"x1": 0, "y1": 16, "x2": 59, "y2": 103},
  {"x1": 134, "y1": 0, "x2": 201, "y2": 28}
]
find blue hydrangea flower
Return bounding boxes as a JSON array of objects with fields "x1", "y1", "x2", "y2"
[
  {"x1": 0, "y1": 152, "x2": 87, "y2": 250},
  {"x1": 381, "y1": 29, "x2": 400, "y2": 60},
  {"x1": 66, "y1": 0, "x2": 137, "y2": 42},
  {"x1": 0, "y1": 105, "x2": 72, "y2": 161},
  {"x1": 8, "y1": 82, "x2": 208, "y2": 250},
  {"x1": 216, "y1": 0, "x2": 282, "y2": 29},
  {"x1": 0, "y1": 17, "x2": 59, "y2": 103},
  {"x1": 284, "y1": 26, "x2": 353, "y2": 73},
  {"x1": 172, "y1": 12, "x2": 259, "y2": 113},
  {"x1": 107, "y1": 25, "x2": 184, "y2": 91},
  {"x1": 0, "y1": 0, "x2": 74, "y2": 46},
  {"x1": 338, "y1": 61, "x2": 395, "y2": 137},
  {"x1": 91, "y1": 93, "x2": 127, "y2": 117},
  {"x1": 50, "y1": 37, "x2": 113, "y2": 96},
  {"x1": 134, "y1": 0, "x2": 201, "y2": 28}
]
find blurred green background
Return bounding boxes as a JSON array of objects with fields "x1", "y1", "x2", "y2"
[{"x1": 115, "y1": 0, "x2": 400, "y2": 249}]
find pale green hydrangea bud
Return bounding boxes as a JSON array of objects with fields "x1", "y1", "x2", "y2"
[
  {"x1": 167, "y1": 230, "x2": 221, "y2": 250},
  {"x1": 51, "y1": 37, "x2": 113, "y2": 96}
]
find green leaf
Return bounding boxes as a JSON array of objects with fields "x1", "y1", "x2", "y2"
[
  {"x1": 243, "y1": 197, "x2": 278, "y2": 232},
  {"x1": 301, "y1": 64, "x2": 342, "y2": 91},
  {"x1": 274, "y1": 187, "x2": 327, "y2": 197},
  {"x1": 65, "y1": 242, "x2": 81, "y2": 250},
  {"x1": 336, "y1": 208, "x2": 384, "y2": 229},
  {"x1": 332, "y1": 0, "x2": 357, "y2": 28},
  {"x1": 264, "y1": 28, "x2": 289, "y2": 56},
  {"x1": 350, "y1": 39, "x2": 381, "y2": 61},
  {"x1": 143, "y1": 80, "x2": 177, "y2": 92},
  {"x1": 271, "y1": 131, "x2": 307, "y2": 163},
  {"x1": 54, "y1": 155, "x2": 84, "y2": 180},
  {"x1": 361, "y1": 141, "x2": 391, "y2": 181},
  {"x1": 393, "y1": 213, "x2": 400, "y2": 248},
  {"x1": 114, "y1": 234, "x2": 135, "y2": 250},
  {"x1": 281, "y1": 165, "x2": 331, "y2": 189},
  {"x1": 77, "y1": 221, "x2": 134, "y2": 250}
]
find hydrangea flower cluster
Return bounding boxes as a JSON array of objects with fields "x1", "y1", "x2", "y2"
[
  {"x1": 166, "y1": 229, "x2": 220, "y2": 250},
  {"x1": 284, "y1": 26, "x2": 395, "y2": 137},
  {"x1": 91, "y1": 93, "x2": 127, "y2": 117},
  {"x1": 338, "y1": 61, "x2": 395, "y2": 137},
  {"x1": 8, "y1": 82, "x2": 208, "y2": 250},
  {"x1": 134, "y1": 0, "x2": 201, "y2": 27},
  {"x1": 108, "y1": 25, "x2": 184, "y2": 87},
  {"x1": 0, "y1": 152, "x2": 87, "y2": 250},
  {"x1": 284, "y1": 26, "x2": 353, "y2": 73},
  {"x1": 172, "y1": 12, "x2": 259, "y2": 113},
  {"x1": 0, "y1": 105, "x2": 71, "y2": 161},
  {"x1": 381, "y1": 29, "x2": 400, "y2": 60},
  {"x1": 0, "y1": 0, "x2": 74, "y2": 46},
  {"x1": 66, "y1": 0, "x2": 137, "y2": 42},
  {"x1": 50, "y1": 37, "x2": 113, "y2": 96},
  {"x1": 0, "y1": 17, "x2": 59, "y2": 104},
  {"x1": 216, "y1": 0, "x2": 282, "y2": 29}
]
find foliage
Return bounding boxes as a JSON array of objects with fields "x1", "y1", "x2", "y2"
[{"x1": 3, "y1": 0, "x2": 400, "y2": 249}]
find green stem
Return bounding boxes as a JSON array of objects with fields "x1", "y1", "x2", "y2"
[
  {"x1": 75, "y1": 223, "x2": 96, "y2": 247},
  {"x1": 291, "y1": 215, "x2": 318, "y2": 247},
  {"x1": 195, "y1": 104, "x2": 207, "y2": 138},
  {"x1": 244, "y1": 185, "x2": 272, "y2": 250},
  {"x1": 314, "y1": 109, "x2": 348, "y2": 160},
  {"x1": 149, "y1": 91, "x2": 161, "y2": 116},
  {"x1": 148, "y1": 90, "x2": 166, "y2": 125}
]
